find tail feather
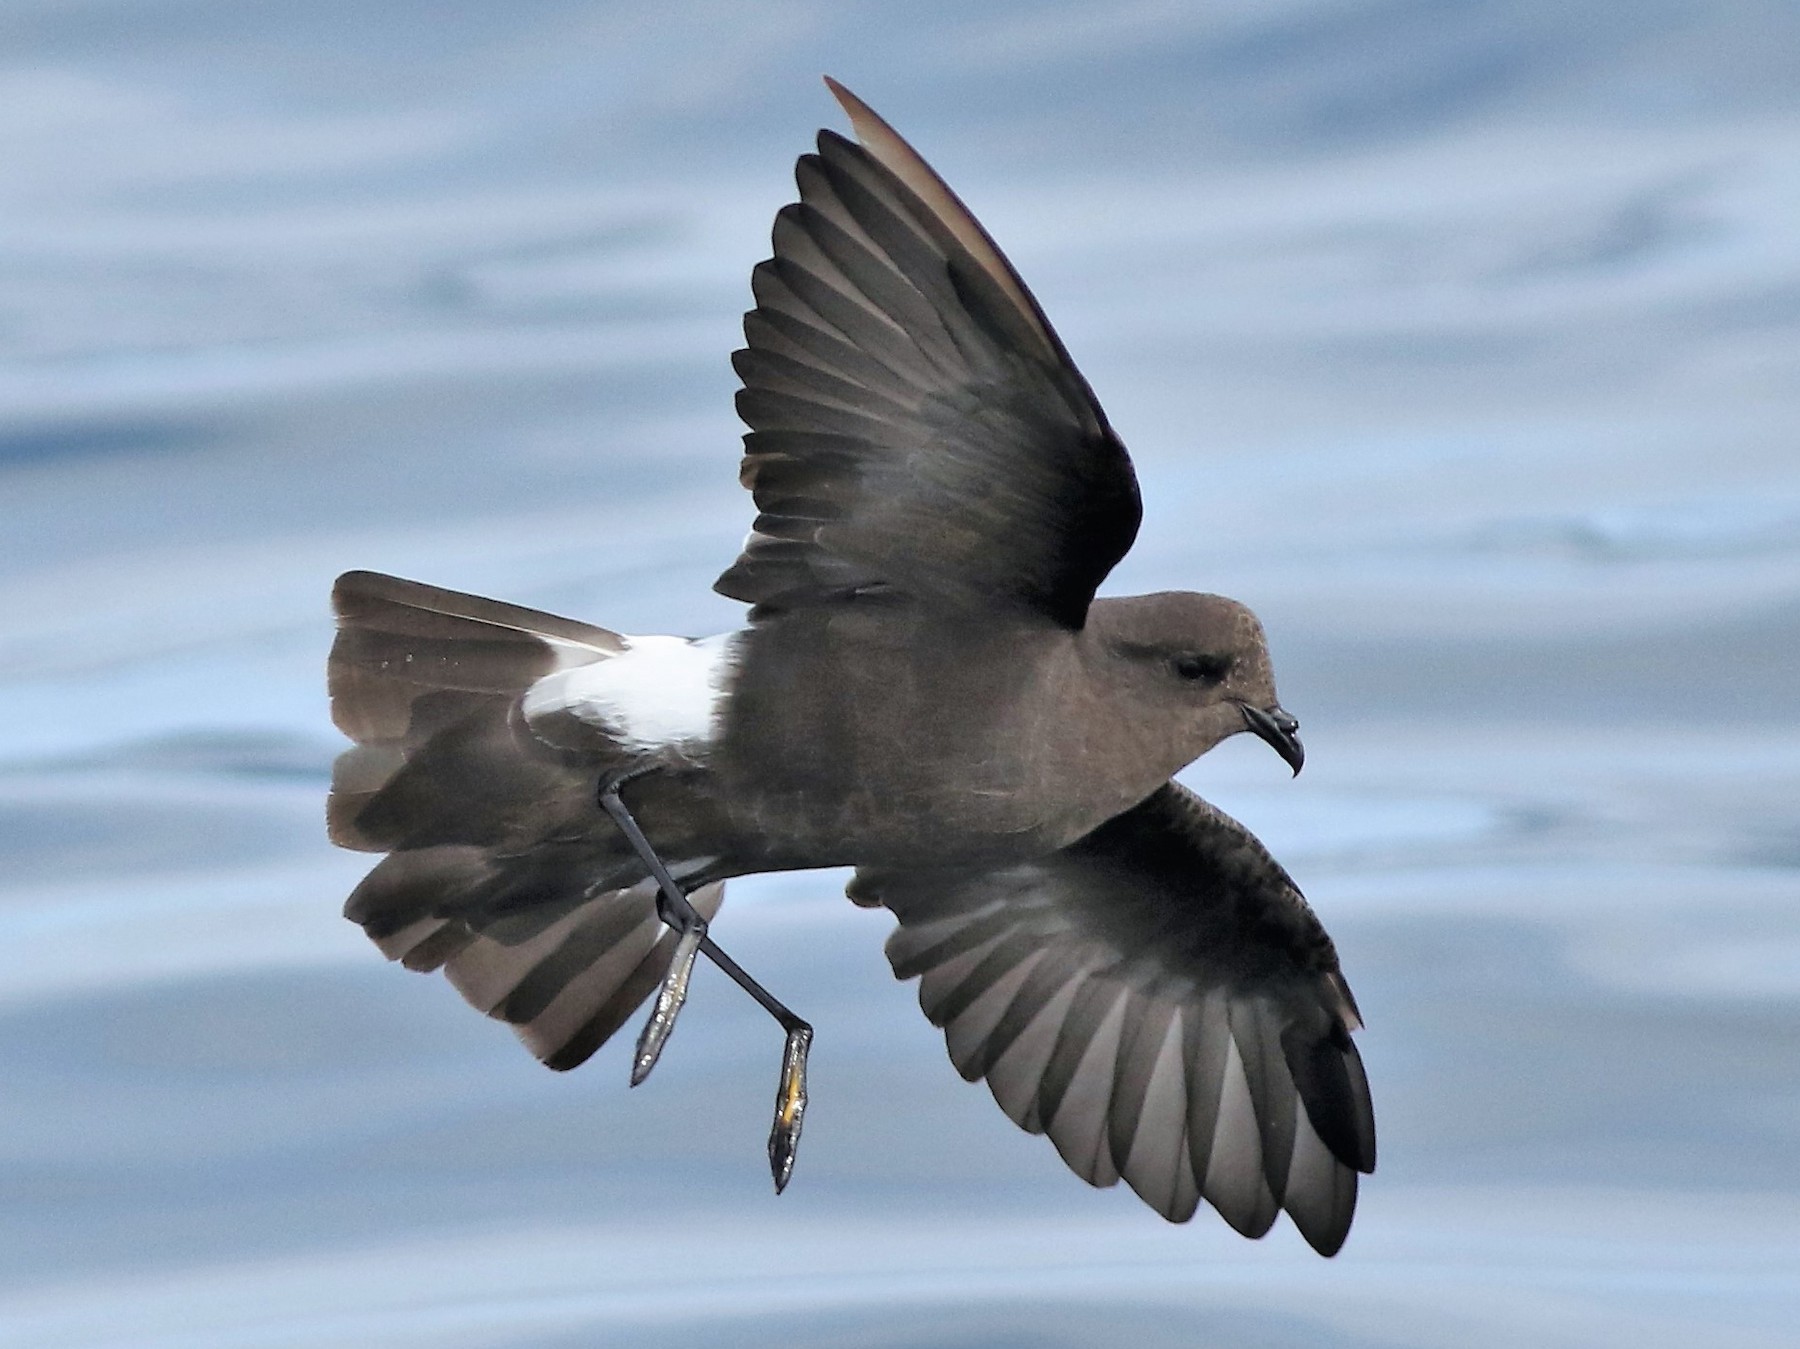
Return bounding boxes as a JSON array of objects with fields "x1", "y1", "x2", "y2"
[
  {"x1": 344, "y1": 843, "x2": 499, "y2": 940},
  {"x1": 328, "y1": 570, "x2": 728, "y2": 1071},
  {"x1": 329, "y1": 569, "x2": 621, "y2": 745},
  {"x1": 442, "y1": 879, "x2": 725, "y2": 1070},
  {"x1": 362, "y1": 869, "x2": 726, "y2": 1071},
  {"x1": 327, "y1": 571, "x2": 629, "y2": 856},
  {"x1": 327, "y1": 744, "x2": 408, "y2": 851},
  {"x1": 340, "y1": 708, "x2": 580, "y2": 853}
]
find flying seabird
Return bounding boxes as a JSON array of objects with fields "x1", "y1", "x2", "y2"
[{"x1": 328, "y1": 79, "x2": 1374, "y2": 1255}]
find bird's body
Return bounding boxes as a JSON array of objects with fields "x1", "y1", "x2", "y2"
[
  {"x1": 335, "y1": 585, "x2": 1277, "y2": 896},
  {"x1": 715, "y1": 595, "x2": 1279, "y2": 870},
  {"x1": 329, "y1": 80, "x2": 1375, "y2": 1256}
]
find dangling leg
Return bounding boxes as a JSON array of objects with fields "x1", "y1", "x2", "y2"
[
  {"x1": 698, "y1": 936, "x2": 813, "y2": 1194},
  {"x1": 597, "y1": 774, "x2": 709, "y2": 1087},
  {"x1": 597, "y1": 769, "x2": 814, "y2": 1191}
]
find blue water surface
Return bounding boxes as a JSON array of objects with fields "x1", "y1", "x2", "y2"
[{"x1": 2, "y1": 4, "x2": 1797, "y2": 1346}]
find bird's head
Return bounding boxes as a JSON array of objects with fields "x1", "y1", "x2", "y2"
[{"x1": 1088, "y1": 591, "x2": 1304, "y2": 776}]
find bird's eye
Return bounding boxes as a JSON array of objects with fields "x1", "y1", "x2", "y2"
[{"x1": 1171, "y1": 653, "x2": 1232, "y2": 683}]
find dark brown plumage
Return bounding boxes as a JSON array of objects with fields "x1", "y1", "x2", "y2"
[
  {"x1": 854, "y1": 784, "x2": 1372, "y2": 1255},
  {"x1": 328, "y1": 79, "x2": 1372, "y2": 1254}
]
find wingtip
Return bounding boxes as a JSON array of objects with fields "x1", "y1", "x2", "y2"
[
  {"x1": 812, "y1": 74, "x2": 1063, "y2": 372},
  {"x1": 821, "y1": 74, "x2": 851, "y2": 122},
  {"x1": 821, "y1": 75, "x2": 886, "y2": 150}
]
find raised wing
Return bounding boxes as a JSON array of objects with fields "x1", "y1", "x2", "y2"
[
  {"x1": 851, "y1": 782, "x2": 1375, "y2": 1255},
  {"x1": 716, "y1": 80, "x2": 1142, "y2": 630}
]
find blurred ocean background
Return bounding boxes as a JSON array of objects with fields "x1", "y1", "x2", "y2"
[{"x1": 2, "y1": 2, "x2": 1798, "y2": 1345}]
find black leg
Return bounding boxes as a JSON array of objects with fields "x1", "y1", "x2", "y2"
[
  {"x1": 699, "y1": 935, "x2": 813, "y2": 1194},
  {"x1": 597, "y1": 770, "x2": 814, "y2": 1192},
  {"x1": 598, "y1": 776, "x2": 709, "y2": 1087}
]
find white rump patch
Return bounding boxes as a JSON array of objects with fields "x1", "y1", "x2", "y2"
[{"x1": 522, "y1": 631, "x2": 743, "y2": 754}]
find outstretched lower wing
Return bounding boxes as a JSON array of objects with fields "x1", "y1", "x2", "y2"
[
  {"x1": 852, "y1": 782, "x2": 1375, "y2": 1256},
  {"x1": 716, "y1": 80, "x2": 1141, "y2": 629}
]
